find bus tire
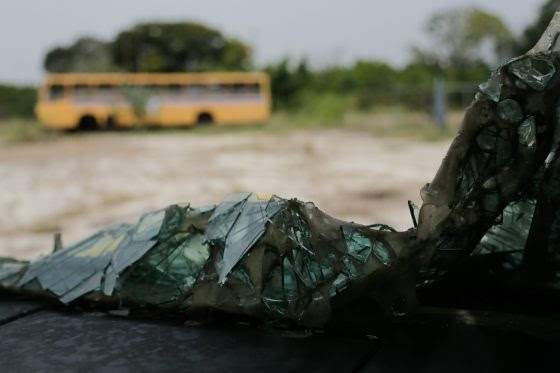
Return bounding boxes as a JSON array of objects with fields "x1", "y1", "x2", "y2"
[
  {"x1": 197, "y1": 112, "x2": 213, "y2": 125},
  {"x1": 78, "y1": 115, "x2": 98, "y2": 131}
]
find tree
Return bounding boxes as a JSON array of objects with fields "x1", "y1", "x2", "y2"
[
  {"x1": 0, "y1": 84, "x2": 36, "y2": 118},
  {"x1": 44, "y1": 37, "x2": 116, "y2": 73},
  {"x1": 515, "y1": 0, "x2": 560, "y2": 54},
  {"x1": 265, "y1": 59, "x2": 312, "y2": 109},
  {"x1": 110, "y1": 22, "x2": 251, "y2": 72},
  {"x1": 43, "y1": 22, "x2": 252, "y2": 73},
  {"x1": 416, "y1": 7, "x2": 513, "y2": 69}
]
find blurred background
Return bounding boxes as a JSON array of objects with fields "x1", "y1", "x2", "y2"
[{"x1": 0, "y1": 0, "x2": 556, "y2": 259}]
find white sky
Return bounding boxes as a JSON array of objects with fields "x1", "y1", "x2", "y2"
[{"x1": 0, "y1": 0, "x2": 543, "y2": 84}]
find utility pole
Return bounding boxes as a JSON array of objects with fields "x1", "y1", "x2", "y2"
[{"x1": 433, "y1": 77, "x2": 447, "y2": 129}]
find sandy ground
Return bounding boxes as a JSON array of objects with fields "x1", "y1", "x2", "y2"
[{"x1": 0, "y1": 129, "x2": 450, "y2": 259}]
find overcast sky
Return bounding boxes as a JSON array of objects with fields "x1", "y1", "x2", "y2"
[{"x1": 0, "y1": 0, "x2": 543, "y2": 84}]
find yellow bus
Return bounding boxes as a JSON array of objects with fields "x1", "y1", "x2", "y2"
[{"x1": 35, "y1": 72, "x2": 271, "y2": 129}]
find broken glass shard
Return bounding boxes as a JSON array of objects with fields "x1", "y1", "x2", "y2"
[
  {"x1": 518, "y1": 116, "x2": 537, "y2": 152},
  {"x1": 218, "y1": 197, "x2": 284, "y2": 284},
  {"x1": 205, "y1": 192, "x2": 252, "y2": 245},
  {"x1": 341, "y1": 225, "x2": 372, "y2": 263},
  {"x1": 509, "y1": 57, "x2": 555, "y2": 91},
  {"x1": 133, "y1": 209, "x2": 166, "y2": 241},
  {"x1": 372, "y1": 240, "x2": 396, "y2": 267},
  {"x1": 478, "y1": 71, "x2": 502, "y2": 102},
  {"x1": 473, "y1": 198, "x2": 536, "y2": 259},
  {"x1": 18, "y1": 224, "x2": 129, "y2": 298},
  {"x1": 497, "y1": 99, "x2": 523, "y2": 124}
]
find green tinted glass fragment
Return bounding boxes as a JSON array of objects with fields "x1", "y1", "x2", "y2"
[
  {"x1": 157, "y1": 204, "x2": 189, "y2": 240},
  {"x1": 497, "y1": 99, "x2": 524, "y2": 124},
  {"x1": 282, "y1": 257, "x2": 300, "y2": 301},
  {"x1": 341, "y1": 225, "x2": 373, "y2": 263},
  {"x1": 476, "y1": 126, "x2": 498, "y2": 151},
  {"x1": 372, "y1": 240, "x2": 396, "y2": 266},
  {"x1": 60, "y1": 272, "x2": 103, "y2": 304},
  {"x1": 262, "y1": 265, "x2": 286, "y2": 316},
  {"x1": 18, "y1": 224, "x2": 129, "y2": 298},
  {"x1": 518, "y1": 116, "x2": 537, "y2": 152},
  {"x1": 133, "y1": 209, "x2": 166, "y2": 241},
  {"x1": 0, "y1": 258, "x2": 27, "y2": 282},
  {"x1": 509, "y1": 56, "x2": 555, "y2": 91},
  {"x1": 473, "y1": 198, "x2": 536, "y2": 261},
  {"x1": 205, "y1": 192, "x2": 252, "y2": 245},
  {"x1": 102, "y1": 239, "x2": 157, "y2": 296},
  {"x1": 478, "y1": 71, "x2": 502, "y2": 102},
  {"x1": 330, "y1": 273, "x2": 350, "y2": 297},
  {"x1": 219, "y1": 199, "x2": 277, "y2": 284}
]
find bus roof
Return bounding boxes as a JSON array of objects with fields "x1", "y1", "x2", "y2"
[{"x1": 43, "y1": 72, "x2": 269, "y2": 86}]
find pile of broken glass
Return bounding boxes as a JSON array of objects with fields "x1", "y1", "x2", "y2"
[{"x1": 3, "y1": 14, "x2": 560, "y2": 328}]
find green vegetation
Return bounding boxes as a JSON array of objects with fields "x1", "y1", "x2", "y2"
[
  {"x1": 0, "y1": 107, "x2": 463, "y2": 144},
  {"x1": 45, "y1": 22, "x2": 251, "y2": 73},
  {"x1": 0, "y1": 3, "x2": 554, "y2": 143},
  {"x1": 0, "y1": 118, "x2": 57, "y2": 143},
  {"x1": 0, "y1": 85, "x2": 36, "y2": 118},
  {"x1": 265, "y1": 59, "x2": 488, "y2": 112}
]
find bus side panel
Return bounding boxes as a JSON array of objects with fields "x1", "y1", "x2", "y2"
[
  {"x1": 36, "y1": 101, "x2": 82, "y2": 129},
  {"x1": 212, "y1": 102, "x2": 270, "y2": 124},
  {"x1": 156, "y1": 106, "x2": 199, "y2": 126},
  {"x1": 155, "y1": 101, "x2": 270, "y2": 126}
]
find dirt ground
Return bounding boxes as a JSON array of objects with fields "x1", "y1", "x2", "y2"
[{"x1": 0, "y1": 129, "x2": 451, "y2": 259}]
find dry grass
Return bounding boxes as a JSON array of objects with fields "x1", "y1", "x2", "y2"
[
  {"x1": 0, "y1": 108, "x2": 464, "y2": 144},
  {"x1": 0, "y1": 118, "x2": 59, "y2": 144}
]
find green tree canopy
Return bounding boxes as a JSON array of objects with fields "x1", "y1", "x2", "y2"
[
  {"x1": 44, "y1": 37, "x2": 116, "y2": 73},
  {"x1": 415, "y1": 7, "x2": 513, "y2": 69},
  {"x1": 44, "y1": 22, "x2": 251, "y2": 73},
  {"x1": 265, "y1": 59, "x2": 312, "y2": 109},
  {"x1": 111, "y1": 22, "x2": 251, "y2": 72}
]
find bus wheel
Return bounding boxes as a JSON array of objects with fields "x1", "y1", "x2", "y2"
[
  {"x1": 78, "y1": 115, "x2": 98, "y2": 131},
  {"x1": 197, "y1": 112, "x2": 213, "y2": 125}
]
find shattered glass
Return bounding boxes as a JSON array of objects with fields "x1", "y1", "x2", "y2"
[
  {"x1": 4, "y1": 13, "x2": 560, "y2": 328},
  {"x1": 509, "y1": 56, "x2": 556, "y2": 91},
  {"x1": 478, "y1": 71, "x2": 502, "y2": 102},
  {"x1": 218, "y1": 195, "x2": 283, "y2": 284},
  {"x1": 497, "y1": 99, "x2": 524, "y2": 124},
  {"x1": 518, "y1": 116, "x2": 537, "y2": 151},
  {"x1": 472, "y1": 198, "x2": 536, "y2": 270}
]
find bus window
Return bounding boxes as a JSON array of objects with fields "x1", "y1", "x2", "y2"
[
  {"x1": 232, "y1": 83, "x2": 260, "y2": 94},
  {"x1": 217, "y1": 84, "x2": 232, "y2": 94},
  {"x1": 97, "y1": 84, "x2": 114, "y2": 94},
  {"x1": 246, "y1": 83, "x2": 260, "y2": 94},
  {"x1": 93, "y1": 84, "x2": 118, "y2": 100},
  {"x1": 72, "y1": 84, "x2": 90, "y2": 97},
  {"x1": 207, "y1": 84, "x2": 222, "y2": 94},
  {"x1": 146, "y1": 84, "x2": 161, "y2": 94},
  {"x1": 166, "y1": 84, "x2": 184, "y2": 95},
  {"x1": 48, "y1": 85, "x2": 65, "y2": 100},
  {"x1": 186, "y1": 84, "x2": 206, "y2": 96}
]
